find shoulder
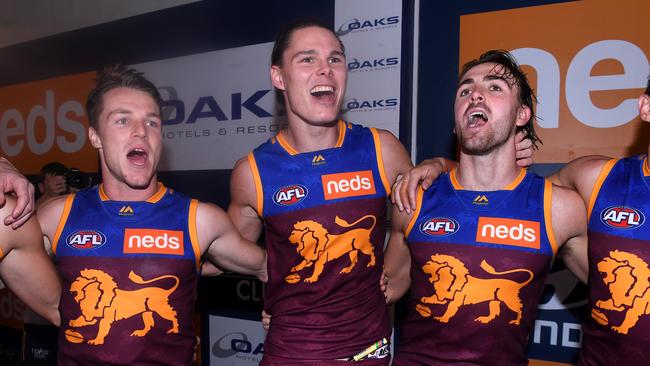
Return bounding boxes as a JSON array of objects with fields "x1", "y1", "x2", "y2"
[
  {"x1": 231, "y1": 155, "x2": 257, "y2": 198},
  {"x1": 375, "y1": 128, "x2": 413, "y2": 180},
  {"x1": 549, "y1": 182, "x2": 587, "y2": 242},
  {"x1": 196, "y1": 200, "x2": 228, "y2": 222},
  {"x1": 36, "y1": 194, "x2": 71, "y2": 239},
  {"x1": 560, "y1": 155, "x2": 613, "y2": 183},
  {"x1": 0, "y1": 196, "x2": 42, "y2": 251}
]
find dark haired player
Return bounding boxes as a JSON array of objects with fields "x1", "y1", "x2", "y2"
[{"x1": 384, "y1": 50, "x2": 588, "y2": 365}]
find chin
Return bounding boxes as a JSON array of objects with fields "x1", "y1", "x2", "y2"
[{"x1": 125, "y1": 174, "x2": 156, "y2": 190}]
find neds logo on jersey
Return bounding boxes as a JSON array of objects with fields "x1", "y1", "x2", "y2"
[
  {"x1": 322, "y1": 170, "x2": 376, "y2": 200},
  {"x1": 476, "y1": 217, "x2": 540, "y2": 249},
  {"x1": 66, "y1": 230, "x2": 107, "y2": 249},
  {"x1": 601, "y1": 206, "x2": 645, "y2": 229},
  {"x1": 123, "y1": 229, "x2": 184, "y2": 255},
  {"x1": 273, "y1": 185, "x2": 308, "y2": 206},
  {"x1": 420, "y1": 218, "x2": 460, "y2": 236}
]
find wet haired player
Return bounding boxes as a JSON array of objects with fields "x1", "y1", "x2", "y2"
[{"x1": 384, "y1": 50, "x2": 588, "y2": 365}]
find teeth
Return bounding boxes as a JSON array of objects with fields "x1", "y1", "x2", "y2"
[
  {"x1": 470, "y1": 111, "x2": 487, "y2": 119},
  {"x1": 310, "y1": 85, "x2": 334, "y2": 94}
]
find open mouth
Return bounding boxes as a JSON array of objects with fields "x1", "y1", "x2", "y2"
[
  {"x1": 468, "y1": 111, "x2": 488, "y2": 127},
  {"x1": 127, "y1": 148, "x2": 148, "y2": 166},
  {"x1": 310, "y1": 85, "x2": 335, "y2": 99}
]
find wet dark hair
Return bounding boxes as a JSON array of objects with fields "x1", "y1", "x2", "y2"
[
  {"x1": 460, "y1": 50, "x2": 542, "y2": 149},
  {"x1": 86, "y1": 64, "x2": 162, "y2": 130},
  {"x1": 271, "y1": 17, "x2": 345, "y2": 67}
]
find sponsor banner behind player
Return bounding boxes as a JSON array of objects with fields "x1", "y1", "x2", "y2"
[
  {"x1": 335, "y1": 0, "x2": 402, "y2": 137},
  {"x1": 208, "y1": 315, "x2": 265, "y2": 366},
  {"x1": 0, "y1": 72, "x2": 96, "y2": 174},
  {"x1": 133, "y1": 42, "x2": 281, "y2": 171},
  {"x1": 528, "y1": 267, "x2": 588, "y2": 366},
  {"x1": 460, "y1": 0, "x2": 649, "y2": 163}
]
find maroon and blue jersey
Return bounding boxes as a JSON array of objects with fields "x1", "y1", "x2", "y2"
[
  {"x1": 394, "y1": 169, "x2": 557, "y2": 365},
  {"x1": 579, "y1": 156, "x2": 650, "y2": 366},
  {"x1": 53, "y1": 184, "x2": 201, "y2": 366},
  {"x1": 250, "y1": 121, "x2": 391, "y2": 362}
]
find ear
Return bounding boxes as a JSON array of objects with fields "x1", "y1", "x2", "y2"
[
  {"x1": 515, "y1": 105, "x2": 531, "y2": 127},
  {"x1": 88, "y1": 127, "x2": 102, "y2": 149},
  {"x1": 38, "y1": 182, "x2": 45, "y2": 194},
  {"x1": 638, "y1": 94, "x2": 650, "y2": 123},
  {"x1": 270, "y1": 65, "x2": 285, "y2": 91}
]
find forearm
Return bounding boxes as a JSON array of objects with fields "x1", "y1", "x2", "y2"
[
  {"x1": 0, "y1": 250, "x2": 61, "y2": 326},
  {"x1": 384, "y1": 231, "x2": 412, "y2": 303},
  {"x1": 206, "y1": 242, "x2": 267, "y2": 282}
]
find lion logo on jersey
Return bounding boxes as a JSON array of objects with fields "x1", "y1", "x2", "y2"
[
  {"x1": 67, "y1": 269, "x2": 180, "y2": 345},
  {"x1": 285, "y1": 215, "x2": 377, "y2": 283},
  {"x1": 416, "y1": 254, "x2": 533, "y2": 325},
  {"x1": 592, "y1": 250, "x2": 650, "y2": 334}
]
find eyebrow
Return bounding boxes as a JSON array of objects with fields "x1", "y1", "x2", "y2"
[
  {"x1": 106, "y1": 109, "x2": 160, "y2": 119},
  {"x1": 457, "y1": 74, "x2": 513, "y2": 90},
  {"x1": 291, "y1": 49, "x2": 345, "y2": 61},
  {"x1": 485, "y1": 74, "x2": 513, "y2": 89}
]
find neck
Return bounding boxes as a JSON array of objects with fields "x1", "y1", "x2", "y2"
[
  {"x1": 456, "y1": 143, "x2": 521, "y2": 191},
  {"x1": 281, "y1": 118, "x2": 341, "y2": 153},
  {"x1": 101, "y1": 174, "x2": 160, "y2": 201}
]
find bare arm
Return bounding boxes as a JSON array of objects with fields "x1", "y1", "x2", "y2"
[
  {"x1": 198, "y1": 202, "x2": 267, "y2": 282},
  {"x1": 392, "y1": 157, "x2": 454, "y2": 214},
  {"x1": 202, "y1": 156, "x2": 265, "y2": 276},
  {"x1": 377, "y1": 129, "x2": 413, "y2": 186},
  {"x1": 0, "y1": 157, "x2": 35, "y2": 228},
  {"x1": 227, "y1": 156, "x2": 264, "y2": 241},
  {"x1": 552, "y1": 184, "x2": 589, "y2": 283},
  {"x1": 0, "y1": 197, "x2": 60, "y2": 325},
  {"x1": 383, "y1": 204, "x2": 412, "y2": 303},
  {"x1": 549, "y1": 155, "x2": 611, "y2": 204}
]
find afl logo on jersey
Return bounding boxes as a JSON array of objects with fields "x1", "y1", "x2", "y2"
[
  {"x1": 601, "y1": 206, "x2": 645, "y2": 229},
  {"x1": 420, "y1": 218, "x2": 460, "y2": 236},
  {"x1": 66, "y1": 230, "x2": 107, "y2": 249},
  {"x1": 274, "y1": 185, "x2": 308, "y2": 206}
]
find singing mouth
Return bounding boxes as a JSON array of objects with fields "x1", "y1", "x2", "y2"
[{"x1": 310, "y1": 85, "x2": 335, "y2": 97}]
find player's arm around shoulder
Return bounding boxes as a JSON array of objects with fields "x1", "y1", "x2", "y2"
[
  {"x1": 383, "y1": 203, "x2": 413, "y2": 304},
  {"x1": 551, "y1": 183, "x2": 588, "y2": 283},
  {"x1": 550, "y1": 155, "x2": 612, "y2": 204},
  {"x1": 198, "y1": 200, "x2": 267, "y2": 282},
  {"x1": 1, "y1": 196, "x2": 61, "y2": 326}
]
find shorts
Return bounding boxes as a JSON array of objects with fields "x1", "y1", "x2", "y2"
[{"x1": 22, "y1": 323, "x2": 59, "y2": 366}]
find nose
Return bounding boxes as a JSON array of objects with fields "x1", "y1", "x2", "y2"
[
  {"x1": 317, "y1": 60, "x2": 333, "y2": 78},
  {"x1": 131, "y1": 119, "x2": 148, "y2": 138},
  {"x1": 470, "y1": 89, "x2": 484, "y2": 102}
]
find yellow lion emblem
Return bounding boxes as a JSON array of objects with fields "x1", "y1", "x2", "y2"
[
  {"x1": 416, "y1": 254, "x2": 533, "y2": 325},
  {"x1": 68, "y1": 269, "x2": 180, "y2": 345},
  {"x1": 286, "y1": 215, "x2": 377, "y2": 283},
  {"x1": 593, "y1": 250, "x2": 650, "y2": 334}
]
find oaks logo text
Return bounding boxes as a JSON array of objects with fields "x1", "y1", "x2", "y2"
[
  {"x1": 273, "y1": 185, "x2": 308, "y2": 206},
  {"x1": 66, "y1": 230, "x2": 107, "y2": 250},
  {"x1": 420, "y1": 218, "x2": 460, "y2": 236},
  {"x1": 600, "y1": 206, "x2": 644, "y2": 229}
]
